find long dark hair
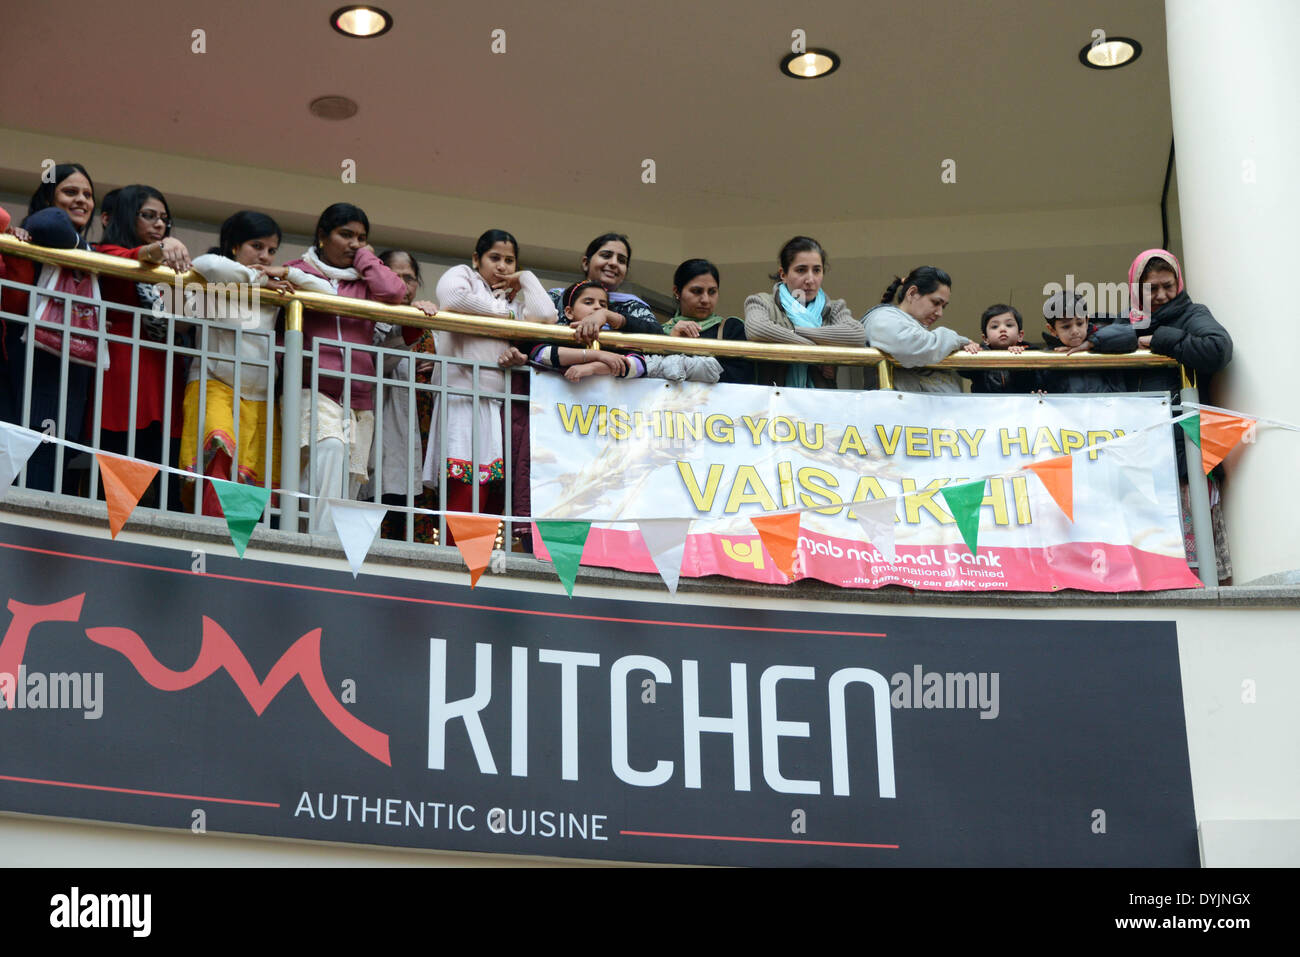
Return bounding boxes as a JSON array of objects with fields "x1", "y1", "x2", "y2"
[
  {"x1": 313, "y1": 202, "x2": 369, "y2": 246},
  {"x1": 673, "y1": 258, "x2": 720, "y2": 291},
  {"x1": 474, "y1": 229, "x2": 519, "y2": 260},
  {"x1": 881, "y1": 265, "x2": 952, "y2": 305},
  {"x1": 26, "y1": 163, "x2": 95, "y2": 237},
  {"x1": 207, "y1": 210, "x2": 282, "y2": 259},
  {"x1": 98, "y1": 187, "x2": 120, "y2": 242},
  {"x1": 769, "y1": 236, "x2": 825, "y2": 281},
  {"x1": 583, "y1": 232, "x2": 631, "y2": 263},
  {"x1": 101, "y1": 184, "x2": 171, "y2": 247}
]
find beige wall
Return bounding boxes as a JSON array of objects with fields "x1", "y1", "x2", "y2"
[{"x1": 2, "y1": 127, "x2": 1165, "y2": 338}]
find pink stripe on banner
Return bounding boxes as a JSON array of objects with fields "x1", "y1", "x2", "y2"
[{"x1": 532, "y1": 524, "x2": 1201, "y2": 593}]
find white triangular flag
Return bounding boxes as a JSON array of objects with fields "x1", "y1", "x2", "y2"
[
  {"x1": 1100, "y1": 430, "x2": 1158, "y2": 504},
  {"x1": 0, "y1": 423, "x2": 43, "y2": 496},
  {"x1": 327, "y1": 499, "x2": 388, "y2": 577},
  {"x1": 855, "y1": 496, "x2": 897, "y2": 564},
  {"x1": 636, "y1": 519, "x2": 693, "y2": 594}
]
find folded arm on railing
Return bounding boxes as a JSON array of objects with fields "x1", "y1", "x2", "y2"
[{"x1": 0, "y1": 235, "x2": 1178, "y2": 373}]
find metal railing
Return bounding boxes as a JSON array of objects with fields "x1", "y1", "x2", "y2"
[{"x1": 0, "y1": 234, "x2": 1214, "y2": 585}]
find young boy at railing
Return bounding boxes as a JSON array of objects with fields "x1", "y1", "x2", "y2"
[
  {"x1": 963, "y1": 304, "x2": 1038, "y2": 394},
  {"x1": 1035, "y1": 291, "x2": 1126, "y2": 393}
]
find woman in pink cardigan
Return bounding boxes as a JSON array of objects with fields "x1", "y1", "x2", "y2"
[{"x1": 284, "y1": 203, "x2": 407, "y2": 532}]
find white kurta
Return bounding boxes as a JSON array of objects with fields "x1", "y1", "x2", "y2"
[{"x1": 421, "y1": 264, "x2": 556, "y2": 487}]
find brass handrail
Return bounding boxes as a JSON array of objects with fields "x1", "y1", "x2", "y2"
[{"x1": 0, "y1": 235, "x2": 1176, "y2": 370}]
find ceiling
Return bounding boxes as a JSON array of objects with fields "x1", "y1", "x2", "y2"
[{"x1": 0, "y1": 0, "x2": 1173, "y2": 231}]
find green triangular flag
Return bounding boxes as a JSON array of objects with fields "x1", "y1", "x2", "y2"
[
  {"x1": 938, "y1": 479, "x2": 987, "y2": 557},
  {"x1": 211, "y1": 479, "x2": 270, "y2": 558},
  {"x1": 1177, "y1": 413, "x2": 1202, "y2": 448},
  {"x1": 534, "y1": 520, "x2": 591, "y2": 597}
]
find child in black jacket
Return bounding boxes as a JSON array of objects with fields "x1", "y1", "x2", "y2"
[
  {"x1": 1036, "y1": 291, "x2": 1127, "y2": 393},
  {"x1": 963, "y1": 304, "x2": 1038, "y2": 393}
]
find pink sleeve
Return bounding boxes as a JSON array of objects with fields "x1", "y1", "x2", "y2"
[
  {"x1": 352, "y1": 246, "x2": 408, "y2": 304},
  {"x1": 434, "y1": 265, "x2": 512, "y2": 318}
]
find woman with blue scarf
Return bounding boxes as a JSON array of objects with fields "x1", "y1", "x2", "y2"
[{"x1": 743, "y1": 236, "x2": 864, "y2": 388}]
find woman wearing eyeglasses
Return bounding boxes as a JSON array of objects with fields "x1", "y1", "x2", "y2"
[{"x1": 95, "y1": 184, "x2": 192, "y2": 507}]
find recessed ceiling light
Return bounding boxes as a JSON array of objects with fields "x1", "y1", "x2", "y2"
[
  {"x1": 309, "y1": 95, "x2": 359, "y2": 120},
  {"x1": 1079, "y1": 37, "x2": 1142, "y2": 69},
  {"x1": 780, "y1": 49, "x2": 841, "y2": 80},
  {"x1": 331, "y1": 5, "x2": 393, "y2": 38}
]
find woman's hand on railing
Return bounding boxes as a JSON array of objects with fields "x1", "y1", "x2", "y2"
[
  {"x1": 962, "y1": 341, "x2": 982, "y2": 354},
  {"x1": 571, "y1": 314, "x2": 601, "y2": 344},
  {"x1": 253, "y1": 264, "x2": 295, "y2": 294},
  {"x1": 5, "y1": 225, "x2": 32, "y2": 243},
  {"x1": 498, "y1": 346, "x2": 528, "y2": 368},
  {"x1": 141, "y1": 237, "x2": 191, "y2": 272},
  {"x1": 572, "y1": 308, "x2": 624, "y2": 345},
  {"x1": 412, "y1": 300, "x2": 439, "y2": 317},
  {"x1": 671, "y1": 320, "x2": 702, "y2": 338}
]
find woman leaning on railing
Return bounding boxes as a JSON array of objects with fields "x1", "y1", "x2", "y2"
[
  {"x1": 283, "y1": 203, "x2": 408, "y2": 534},
  {"x1": 0, "y1": 163, "x2": 100, "y2": 494},
  {"x1": 95, "y1": 184, "x2": 192, "y2": 509}
]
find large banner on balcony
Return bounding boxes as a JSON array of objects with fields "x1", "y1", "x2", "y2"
[
  {"x1": 0, "y1": 522, "x2": 1197, "y2": 866},
  {"x1": 528, "y1": 376, "x2": 1201, "y2": 592}
]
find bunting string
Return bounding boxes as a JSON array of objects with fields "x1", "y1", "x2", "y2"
[{"x1": 1, "y1": 399, "x2": 1290, "y2": 593}]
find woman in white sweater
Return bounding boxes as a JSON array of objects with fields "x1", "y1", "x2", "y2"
[
  {"x1": 421, "y1": 229, "x2": 557, "y2": 534},
  {"x1": 183, "y1": 211, "x2": 332, "y2": 516},
  {"x1": 862, "y1": 265, "x2": 980, "y2": 393}
]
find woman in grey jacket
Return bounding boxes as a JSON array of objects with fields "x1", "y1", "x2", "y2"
[
  {"x1": 863, "y1": 266, "x2": 978, "y2": 393},
  {"x1": 743, "y1": 236, "x2": 864, "y2": 388}
]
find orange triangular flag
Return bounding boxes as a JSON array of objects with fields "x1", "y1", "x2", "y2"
[
  {"x1": 751, "y1": 512, "x2": 801, "y2": 581},
  {"x1": 1198, "y1": 410, "x2": 1255, "y2": 474},
  {"x1": 444, "y1": 513, "x2": 501, "y2": 587},
  {"x1": 1024, "y1": 455, "x2": 1074, "y2": 522},
  {"x1": 96, "y1": 454, "x2": 159, "y2": 538}
]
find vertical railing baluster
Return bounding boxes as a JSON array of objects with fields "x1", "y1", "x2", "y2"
[{"x1": 280, "y1": 298, "x2": 304, "y2": 533}]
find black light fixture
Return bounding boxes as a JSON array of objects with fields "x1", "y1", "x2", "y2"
[
  {"x1": 331, "y1": 5, "x2": 393, "y2": 38},
  {"x1": 780, "y1": 49, "x2": 841, "y2": 80},
  {"x1": 1079, "y1": 37, "x2": 1142, "y2": 69}
]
